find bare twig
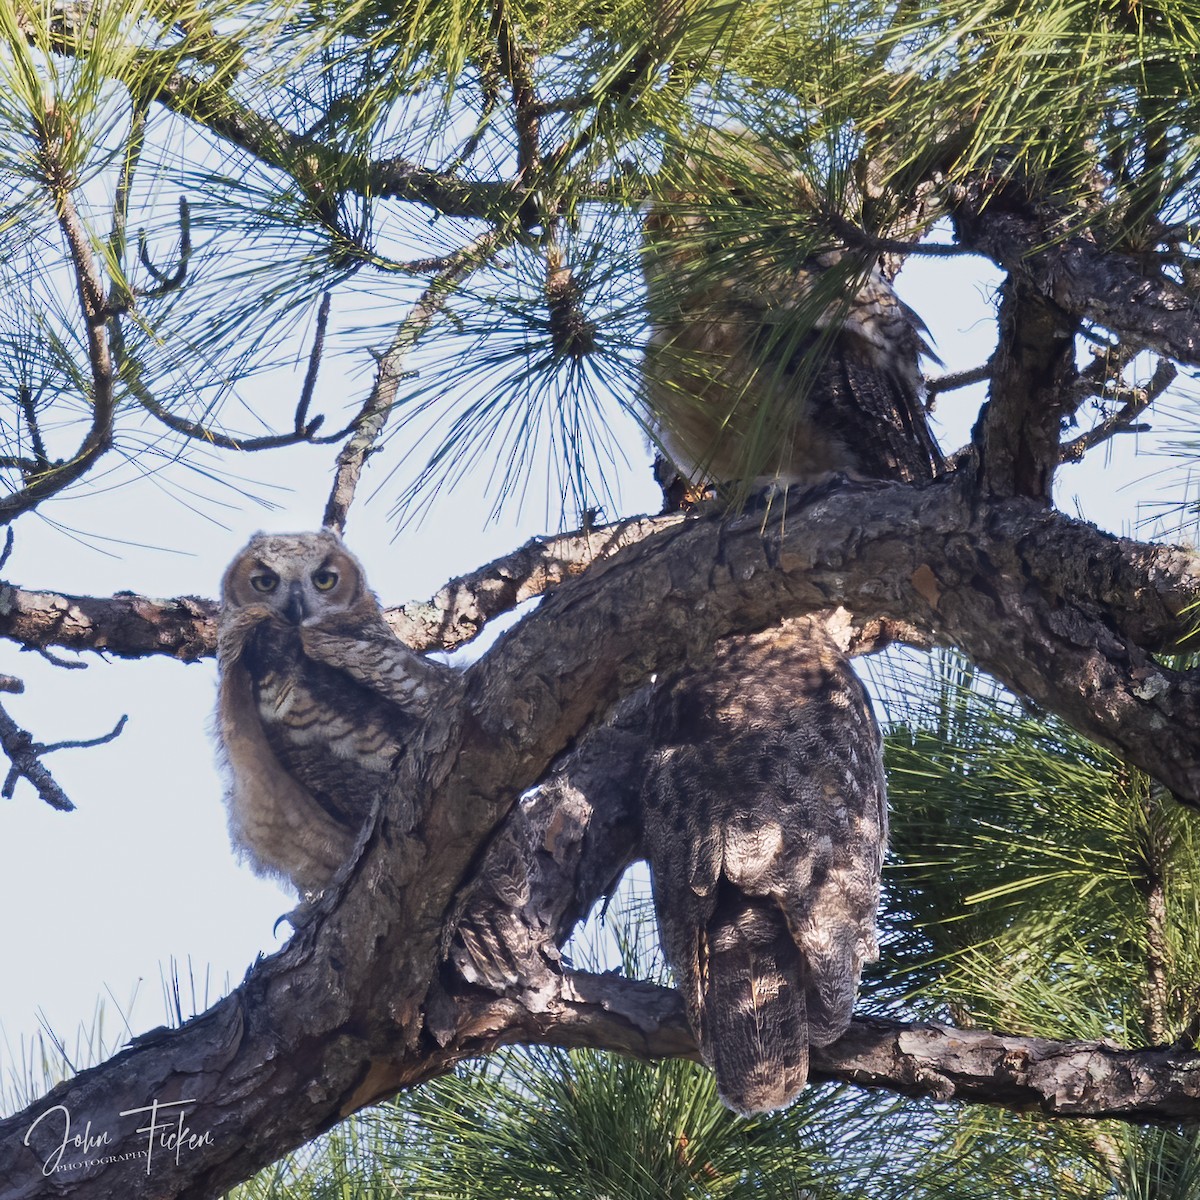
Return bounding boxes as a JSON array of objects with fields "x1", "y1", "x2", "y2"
[
  {"x1": 1061, "y1": 359, "x2": 1177, "y2": 463},
  {"x1": 39, "y1": 713, "x2": 128, "y2": 755},
  {"x1": 132, "y1": 390, "x2": 326, "y2": 449},
  {"x1": 112, "y1": 311, "x2": 327, "y2": 451},
  {"x1": 154, "y1": 63, "x2": 512, "y2": 219},
  {"x1": 107, "y1": 102, "x2": 148, "y2": 318},
  {"x1": 321, "y1": 232, "x2": 502, "y2": 533},
  {"x1": 35, "y1": 646, "x2": 87, "y2": 669},
  {"x1": 137, "y1": 196, "x2": 192, "y2": 298},
  {"x1": 0, "y1": 674, "x2": 24, "y2": 694},
  {"x1": 0, "y1": 455, "x2": 42, "y2": 475},
  {"x1": 926, "y1": 362, "x2": 993, "y2": 398},
  {"x1": 294, "y1": 291, "x2": 332, "y2": 435},
  {"x1": 16, "y1": 387, "x2": 50, "y2": 474},
  {"x1": 823, "y1": 210, "x2": 971, "y2": 258},
  {"x1": 1075, "y1": 339, "x2": 1141, "y2": 393},
  {"x1": 0, "y1": 704, "x2": 125, "y2": 811}
]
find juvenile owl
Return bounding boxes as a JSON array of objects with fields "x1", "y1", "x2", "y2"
[
  {"x1": 639, "y1": 135, "x2": 935, "y2": 1113},
  {"x1": 216, "y1": 530, "x2": 457, "y2": 894}
]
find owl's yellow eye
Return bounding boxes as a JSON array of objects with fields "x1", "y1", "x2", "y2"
[
  {"x1": 249, "y1": 572, "x2": 278, "y2": 594},
  {"x1": 312, "y1": 568, "x2": 338, "y2": 592}
]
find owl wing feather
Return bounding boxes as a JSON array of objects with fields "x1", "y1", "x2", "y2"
[
  {"x1": 643, "y1": 620, "x2": 887, "y2": 1114},
  {"x1": 640, "y1": 146, "x2": 935, "y2": 1112},
  {"x1": 643, "y1": 203, "x2": 942, "y2": 487},
  {"x1": 217, "y1": 647, "x2": 358, "y2": 894},
  {"x1": 299, "y1": 618, "x2": 456, "y2": 717}
]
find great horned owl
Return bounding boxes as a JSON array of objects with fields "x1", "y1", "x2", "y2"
[
  {"x1": 642, "y1": 620, "x2": 887, "y2": 1114},
  {"x1": 642, "y1": 137, "x2": 941, "y2": 488},
  {"x1": 639, "y1": 138, "x2": 936, "y2": 1113},
  {"x1": 216, "y1": 529, "x2": 457, "y2": 894}
]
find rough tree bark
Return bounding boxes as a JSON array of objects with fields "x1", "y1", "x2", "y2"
[
  {"x1": 3, "y1": 9, "x2": 1200, "y2": 1196},
  {"x1": 2, "y1": 476, "x2": 1200, "y2": 1197}
]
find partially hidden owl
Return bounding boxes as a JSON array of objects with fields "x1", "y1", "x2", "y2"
[
  {"x1": 642, "y1": 619, "x2": 887, "y2": 1114},
  {"x1": 642, "y1": 134, "x2": 942, "y2": 489},
  {"x1": 216, "y1": 530, "x2": 458, "y2": 895},
  {"x1": 639, "y1": 136, "x2": 938, "y2": 1113}
]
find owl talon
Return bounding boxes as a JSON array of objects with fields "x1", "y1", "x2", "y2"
[{"x1": 274, "y1": 894, "x2": 326, "y2": 934}]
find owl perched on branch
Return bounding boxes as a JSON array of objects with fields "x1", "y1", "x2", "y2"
[
  {"x1": 640, "y1": 136, "x2": 939, "y2": 1113},
  {"x1": 642, "y1": 620, "x2": 887, "y2": 1114},
  {"x1": 216, "y1": 530, "x2": 458, "y2": 895},
  {"x1": 642, "y1": 136, "x2": 942, "y2": 489}
]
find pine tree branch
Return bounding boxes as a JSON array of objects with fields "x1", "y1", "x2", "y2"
[
  {"x1": 447, "y1": 982, "x2": 1200, "y2": 1124},
  {"x1": 1060, "y1": 358, "x2": 1177, "y2": 464},
  {"x1": 950, "y1": 182, "x2": 1200, "y2": 368},
  {"x1": 322, "y1": 233, "x2": 503, "y2": 534},
  {"x1": 926, "y1": 363, "x2": 992, "y2": 398},
  {"x1": 0, "y1": 117, "x2": 116, "y2": 523},
  {"x1": 0, "y1": 701, "x2": 125, "y2": 813},
  {"x1": 6, "y1": 647, "x2": 1200, "y2": 1199},
  {"x1": 146, "y1": 63, "x2": 513, "y2": 220},
  {"x1": 0, "y1": 484, "x2": 1194, "y2": 797},
  {"x1": 0, "y1": 484, "x2": 1199, "y2": 1193},
  {"x1": 972, "y1": 280, "x2": 1080, "y2": 501},
  {"x1": 0, "y1": 517, "x2": 682, "y2": 662}
]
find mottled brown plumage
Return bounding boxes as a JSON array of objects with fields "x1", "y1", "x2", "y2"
[
  {"x1": 640, "y1": 139, "x2": 935, "y2": 1113},
  {"x1": 215, "y1": 530, "x2": 457, "y2": 894},
  {"x1": 643, "y1": 620, "x2": 887, "y2": 1113},
  {"x1": 642, "y1": 140, "x2": 941, "y2": 489}
]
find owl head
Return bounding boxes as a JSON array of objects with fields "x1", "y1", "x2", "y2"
[{"x1": 221, "y1": 529, "x2": 373, "y2": 626}]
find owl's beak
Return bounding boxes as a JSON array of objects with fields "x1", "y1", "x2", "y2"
[{"x1": 283, "y1": 583, "x2": 309, "y2": 625}]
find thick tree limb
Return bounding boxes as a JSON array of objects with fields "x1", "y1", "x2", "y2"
[
  {"x1": 12, "y1": 969, "x2": 1200, "y2": 1200},
  {"x1": 0, "y1": 484, "x2": 1196, "y2": 794},
  {"x1": 950, "y1": 184, "x2": 1200, "y2": 368},
  {"x1": 451, "y1": 986, "x2": 1200, "y2": 1124},
  {"x1": 0, "y1": 519, "x2": 676, "y2": 662},
  {"x1": 4, "y1": 482, "x2": 1200, "y2": 1196},
  {"x1": 388, "y1": 515, "x2": 682, "y2": 651},
  {"x1": 449, "y1": 481, "x2": 1200, "y2": 801},
  {"x1": 0, "y1": 586, "x2": 218, "y2": 662},
  {"x1": 972, "y1": 280, "x2": 1079, "y2": 501},
  {"x1": 0, "y1": 519, "x2": 925, "y2": 664}
]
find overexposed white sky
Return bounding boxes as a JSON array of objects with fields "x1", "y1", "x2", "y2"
[{"x1": 0, "y1": 232, "x2": 1193, "y2": 1111}]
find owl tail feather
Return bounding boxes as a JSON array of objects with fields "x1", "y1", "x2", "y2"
[{"x1": 698, "y1": 890, "x2": 810, "y2": 1116}]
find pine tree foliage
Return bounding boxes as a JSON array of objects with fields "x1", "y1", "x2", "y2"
[
  {"x1": 860, "y1": 650, "x2": 1200, "y2": 1199},
  {"x1": 3, "y1": 0, "x2": 1200, "y2": 1194},
  {"x1": 0, "y1": 0, "x2": 1196, "y2": 518}
]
